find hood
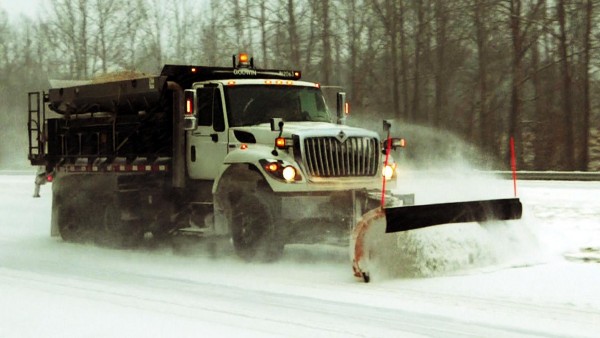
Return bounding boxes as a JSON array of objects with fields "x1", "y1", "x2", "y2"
[{"x1": 230, "y1": 122, "x2": 380, "y2": 145}]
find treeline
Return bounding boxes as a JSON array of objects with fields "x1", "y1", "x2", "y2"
[{"x1": 0, "y1": 0, "x2": 598, "y2": 170}]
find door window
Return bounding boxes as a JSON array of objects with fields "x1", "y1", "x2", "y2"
[{"x1": 196, "y1": 86, "x2": 225, "y2": 131}]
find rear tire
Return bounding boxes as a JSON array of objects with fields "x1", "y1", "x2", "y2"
[
  {"x1": 230, "y1": 192, "x2": 283, "y2": 262},
  {"x1": 97, "y1": 201, "x2": 143, "y2": 248},
  {"x1": 53, "y1": 174, "x2": 111, "y2": 244},
  {"x1": 58, "y1": 205, "x2": 96, "y2": 243}
]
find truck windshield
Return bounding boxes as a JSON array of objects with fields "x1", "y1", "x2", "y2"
[{"x1": 224, "y1": 85, "x2": 332, "y2": 126}]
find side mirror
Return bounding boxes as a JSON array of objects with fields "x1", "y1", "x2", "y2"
[
  {"x1": 336, "y1": 92, "x2": 348, "y2": 125},
  {"x1": 382, "y1": 138, "x2": 406, "y2": 154},
  {"x1": 270, "y1": 117, "x2": 284, "y2": 132}
]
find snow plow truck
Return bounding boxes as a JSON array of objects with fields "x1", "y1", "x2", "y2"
[{"x1": 27, "y1": 53, "x2": 522, "y2": 282}]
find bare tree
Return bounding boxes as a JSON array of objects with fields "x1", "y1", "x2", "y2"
[
  {"x1": 287, "y1": 0, "x2": 301, "y2": 68},
  {"x1": 90, "y1": 0, "x2": 124, "y2": 74},
  {"x1": 345, "y1": 0, "x2": 371, "y2": 109},
  {"x1": 372, "y1": 0, "x2": 402, "y2": 119},
  {"x1": 45, "y1": 0, "x2": 92, "y2": 78},
  {"x1": 411, "y1": 1, "x2": 426, "y2": 122},
  {"x1": 530, "y1": 1, "x2": 549, "y2": 170},
  {"x1": 580, "y1": 0, "x2": 593, "y2": 170},
  {"x1": 320, "y1": 0, "x2": 333, "y2": 84},
  {"x1": 473, "y1": 0, "x2": 494, "y2": 155},
  {"x1": 199, "y1": 1, "x2": 223, "y2": 65},
  {"x1": 556, "y1": 0, "x2": 575, "y2": 170},
  {"x1": 433, "y1": 0, "x2": 448, "y2": 128},
  {"x1": 505, "y1": 0, "x2": 544, "y2": 167},
  {"x1": 1, "y1": 0, "x2": 600, "y2": 171},
  {"x1": 258, "y1": 0, "x2": 269, "y2": 67}
]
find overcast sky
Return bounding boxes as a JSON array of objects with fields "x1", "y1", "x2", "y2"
[{"x1": 0, "y1": 0, "x2": 44, "y2": 19}]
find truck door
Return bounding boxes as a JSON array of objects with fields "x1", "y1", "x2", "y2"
[{"x1": 187, "y1": 84, "x2": 228, "y2": 180}]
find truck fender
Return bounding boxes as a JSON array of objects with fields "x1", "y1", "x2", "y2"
[{"x1": 211, "y1": 145, "x2": 296, "y2": 194}]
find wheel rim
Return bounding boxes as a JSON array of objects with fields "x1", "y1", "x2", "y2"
[
  {"x1": 103, "y1": 204, "x2": 122, "y2": 233},
  {"x1": 59, "y1": 207, "x2": 92, "y2": 243},
  {"x1": 238, "y1": 201, "x2": 267, "y2": 246},
  {"x1": 99, "y1": 203, "x2": 141, "y2": 248},
  {"x1": 231, "y1": 194, "x2": 276, "y2": 260},
  {"x1": 59, "y1": 221, "x2": 85, "y2": 242}
]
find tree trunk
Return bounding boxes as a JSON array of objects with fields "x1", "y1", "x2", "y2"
[
  {"x1": 531, "y1": 29, "x2": 546, "y2": 170},
  {"x1": 433, "y1": 0, "x2": 447, "y2": 128},
  {"x1": 580, "y1": 0, "x2": 592, "y2": 171},
  {"x1": 508, "y1": 0, "x2": 523, "y2": 168},
  {"x1": 399, "y1": 1, "x2": 409, "y2": 120},
  {"x1": 411, "y1": 1, "x2": 424, "y2": 122},
  {"x1": 287, "y1": 0, "x2": 300, "y2": 68},
  {"x1": 557, "y1": 0, "x2": 575, "y2": 170},
  {"x1": 260, "y1": 0, "x2": 268, "y2": 68},
  {"x1": 388, "y1": 0, "x2": 400, "y2": 119},
  {"x1": 474, "y1": 0, "x2": 492, "y2": 158},
  {"x1": 321, "y1": 0, "x2": 332, "y2": 84}
]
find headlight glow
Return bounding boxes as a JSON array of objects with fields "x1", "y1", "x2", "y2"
[
  {"x1": 382, "y1": 164, "x2": 396, "y2": 181},
  {"x1": 282, "y1": 166, "x2": 296, "y2": 181}
]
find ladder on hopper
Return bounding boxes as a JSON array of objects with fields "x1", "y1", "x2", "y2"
[{"x1": 28, "y1": 92, "x2": 47, "y2": 165}]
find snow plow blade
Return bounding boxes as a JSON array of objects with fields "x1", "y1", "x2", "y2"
[
  {"x1": 351, "y1": 198, "x2": 522, "y2": 282},
  {"x1": 385, "y1": 198, "x2": 522, "y2": 233}
]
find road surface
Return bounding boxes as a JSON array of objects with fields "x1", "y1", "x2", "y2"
[{"x1": 1, "y1": 173, "x2": 599, "y2": 337}]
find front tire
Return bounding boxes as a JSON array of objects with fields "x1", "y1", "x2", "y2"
[{"x1": 230, "y1": 192, "x2": 283, "y2": 262}]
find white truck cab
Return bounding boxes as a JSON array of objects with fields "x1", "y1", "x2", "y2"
[{"x1": 185, "y1": 77, "x2": 386, "y2": 194}]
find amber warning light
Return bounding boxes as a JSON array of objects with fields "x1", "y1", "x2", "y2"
[
  {"x1": 266, "y1": 162, "x2": 279, "y2": 172},
  {"x1": 184, "y1": 90, "x2": 194, "y2": 115},
  {"x1": 275, "y1": 137, "x2": 286, "y2": 149},
  {"x1": 236, "y1": 53, "x2": 252, "y2": 68},
  {"x1": 186, "y1": 99, "x2": 193, "y2": 115}
]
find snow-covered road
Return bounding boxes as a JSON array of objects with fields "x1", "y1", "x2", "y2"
[{"x1": 1, "y1": 173, "x2": 599, "y2": 337}]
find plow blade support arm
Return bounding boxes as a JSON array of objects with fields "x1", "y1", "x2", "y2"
[{"x1": 385, "y1": 198, "x2": 522, "y2": 233}]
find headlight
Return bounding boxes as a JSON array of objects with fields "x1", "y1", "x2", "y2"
[
  {"x1": 259, "y1": 159, "x2": 302, "y2": 182},
  {"x1": 382, "y1": 163, "x2": 396, "y2": 181},
  {"x1": 282, "y1": 166, "x2": 296, "y2": 181}
]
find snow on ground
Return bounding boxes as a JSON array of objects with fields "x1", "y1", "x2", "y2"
[{"x1": 0, "y1": 172, "x2": 599, "y2": 337}]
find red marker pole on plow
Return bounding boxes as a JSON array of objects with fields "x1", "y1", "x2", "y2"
[
  {"x1": 510, "y1": 136, "x2": 518, "y2": 197},
  {"x1": 351, "y1": 127, "x2": 393, "y2": 283},
  {"x1": 381, "y1": 131, "x2": 393, "y2": 207}
]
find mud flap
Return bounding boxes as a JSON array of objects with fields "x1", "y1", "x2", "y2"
[{"x1": 351, "y1": 198, "x2": 522, "y2": 282}]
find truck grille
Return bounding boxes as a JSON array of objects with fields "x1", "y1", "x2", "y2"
[{"x1": 303, "y1": 137, "x2": 379, "y2": 177}]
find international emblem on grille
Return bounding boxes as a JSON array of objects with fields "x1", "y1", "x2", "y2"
[{"x1": 337, "y1": 130, "x2": 348, "y2": 143}]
